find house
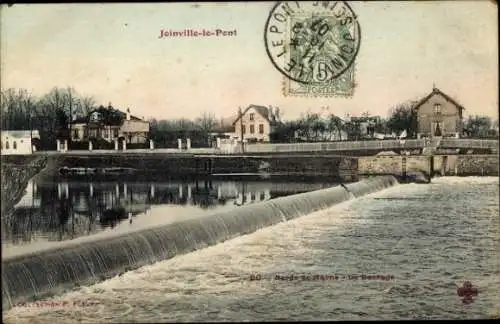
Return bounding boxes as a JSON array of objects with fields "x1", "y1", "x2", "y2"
[
  {"x1": 0, "y1": 130, "x2": 40, "y2": 155},
  {"x1": 413, "y1": 87, "x2": 465, "y2": 138},
  {"x1": 70, "y1": 105, "x2": 149, "y2": 145},
  {"x1": 232, "y1": 105, "x2": 281, "y2": 142}
]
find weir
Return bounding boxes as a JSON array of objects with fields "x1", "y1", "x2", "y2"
[{"x1": 2, "y1": 175, "x2": 399, "y2": 311}]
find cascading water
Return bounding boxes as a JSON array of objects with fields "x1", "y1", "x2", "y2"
[{"x1": 2, "y1": 175, "x2": 399, "y2": 311}]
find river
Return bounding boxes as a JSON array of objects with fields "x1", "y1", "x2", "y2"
[
  {"x1": 3, "y1": 176, "x2": 499, "y2": 321},
  {"x1": 1, "y1": 178, "x2": 336, "y2": 258}
]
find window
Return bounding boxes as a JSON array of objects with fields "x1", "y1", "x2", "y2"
[
  {"x1": 73, "y1": 129, "x2": 79, "y2": 139},
  {"x1": 259, "y1": 124, "x2": 264, "y2": 134},
  {"x1": 434, "y1": 104, "x2": 441, "y2": 114},
  {"x1": 249, "y1": 113, "x2": 254, "y2": 121},
  {"x1": 90, "y1": 112, "x2": 100, "y2": 122},
  {"x1": 242, "y1": 125, "x2": 246, "y2": 134},
  {"x1": 113, "y1": 128, "x2": 119, "y2": 138},
  {"x1": 250, "y1": 125, "x2": 255, "y2": 134},
  {"x1": 13, "y1": 141, "x2": 17, "y2": 149},
  {"x1": 5, "y1": 141, "x2": 9, "y2": 149}
]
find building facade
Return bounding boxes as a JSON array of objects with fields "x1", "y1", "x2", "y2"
[
  {"x1": 413, "y1": 87, "x2": 464, "y2": 138},
  {"x1": 232, "y1": 105, "x2": 281, "y2": 142},
  {"x1": 70, "y1": 106, "x2": 149, "y2": 145},
  {"x1": 0, "y1": 130, "x2": 40, "y2": 155}
]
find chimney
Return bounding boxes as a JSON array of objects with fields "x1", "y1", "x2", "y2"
[{"x1": 126, "y1": 108, "x2": 131, "y2": 121}]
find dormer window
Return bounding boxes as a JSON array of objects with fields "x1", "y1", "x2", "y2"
[
  {"x1": 90, "y1": 111, "x2": 101, "y2": 122},
  {"x1": 434, "y1": 104, "x2": 441, "y2": 114}
]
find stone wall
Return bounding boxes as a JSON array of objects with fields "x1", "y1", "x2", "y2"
[
  {"x1": 358, "y1": 154, "x2": 498, "y2": 177},
  {"x1": 52, "y1": 154, "x2": 359, "y2": 182},
  {"x1": 358, "y1": 155, "x2": 431, "y2": 176},
  {"x1": 439, "y1": 155, "x2": 498, "y2": 176},
  {"x1": 1, "y1": 155, "x2": 47, "y2": 217}
]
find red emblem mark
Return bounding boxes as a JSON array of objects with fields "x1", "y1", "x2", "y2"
[{"x1": 457, "y1": 281, "x2": 478, "y2": 304}]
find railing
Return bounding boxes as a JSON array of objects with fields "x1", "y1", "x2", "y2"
[
  {"x1": 439, "y1": 139, "x2": 499, "y2": 149},
  {"x1": 32, "y1": 139, "x2": 498, "y2": 155},
  {"x1": 243, "y1": 140, "x2": 426, "y2": 153}
]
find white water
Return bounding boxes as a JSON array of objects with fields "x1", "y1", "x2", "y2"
[{"x1": 3, "y1": 177, "x2": 499, "y2": 322}]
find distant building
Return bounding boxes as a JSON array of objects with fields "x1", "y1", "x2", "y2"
[
  {"x1": 70, "y1": 105, "x2": 149, "y2": 145},
  {"x1": 232, "y1": 105, "x2": 281, "y2": 142},
  {"x1": 0, "y1": 130, "x2": 40, "y2": 155},
  {"x1": 413, "y1": 87, "x2": 465, "y2": 138}
]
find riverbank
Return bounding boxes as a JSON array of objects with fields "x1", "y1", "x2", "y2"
[
  {"x1": 358, "y1": 154, "x2": 499, "y2": 177},
  {"x1": 46, "y1": 154, "x2": 360, "y2": 182},
  {"x1": 1, "y1": 153, "x2": 497, "y2": 217},
  {"x1": 0, "y1": 155, "x2": 47, "y2": 217}
]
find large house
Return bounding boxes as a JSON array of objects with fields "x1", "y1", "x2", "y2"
[
  {"x1": 232, "y1": 105, "x2": 281, "y2": 142},
  {"x1": 413, "y1": 87, "x2": 465, "y2": 138},
  {"x1": 1, "y1": 130, "x2": 40, "y2": 155},
  {"x1": 70, "y1": 105, "x2": 149, "y2": 145}
]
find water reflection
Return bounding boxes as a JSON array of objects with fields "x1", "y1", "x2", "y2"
[{"x1": 2, "y1": 179, "x2": 335, "y2": 248}]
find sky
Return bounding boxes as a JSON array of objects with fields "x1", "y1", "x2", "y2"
[{"x1": 1, "y1": 1, "x2": 498, "y2": 121}]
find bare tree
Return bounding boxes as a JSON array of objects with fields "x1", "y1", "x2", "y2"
[
  {"x1": 0, "y1": 88, "x2": 36, "y2": 130},
  {"x1": 78, "y1": 96, "x2": 97, "y2": 116},
  {"x1": 195, "y1": 111, "x2": 218, "y2": 133}
]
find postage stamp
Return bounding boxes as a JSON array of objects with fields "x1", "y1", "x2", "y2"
[
  {"x1": 282, "y1": 62, "x2": 356, "y2": 97},
  {"x1": 264, "y1": 1, "x2": 361, "y2": 97}
]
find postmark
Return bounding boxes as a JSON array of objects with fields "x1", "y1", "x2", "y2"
[{"x1": 265, "y1": 1, "x2": 361, "y2": 95}]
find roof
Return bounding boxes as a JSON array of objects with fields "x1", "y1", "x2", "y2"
[
  {"x1": 412, "y1": 87, "x2": 466, "y2": 112},
  {"x1": 232, "y1": 104, "x2": 278, "y2": 125},
  {"x1": 70, "y1": 117, "x2": 88, "y2": 124},
  {"x1": 69, "y1": 106, "x2": 146, "y2": 125},
  {"x1": 1, "y1": 130, "x2": 41, "y2": 139},
  {"x1": 211, "y1": 125, "x2": 236, "y2": 133}
]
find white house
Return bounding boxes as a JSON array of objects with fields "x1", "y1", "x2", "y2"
[
  {"x1": 1, "y1": 130, "x2": 40, "y2": 155},
  {"x1": 232, "y1": 105, "x2": 281, "y2": 142}
]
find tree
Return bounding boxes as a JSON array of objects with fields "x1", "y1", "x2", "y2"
[
  {"x1": 344, "y1": 120, "x2": 362, "y2": 140},
  {"x1": 297, "y1": 112, "x2": 321, "y2": 141},
  {"x1": 0, "y1": 88, "x2": 36, "y2": 131},
  {"x1": 311, "y1": 118, "x2": 327, "y2": 140},
  {"x1": 270, "y1": 120, "x2": 300, "y2": 142},
  {"x1": 387, "y1": 101, "x2": 417, "y2": 138},
  {"x1": 78, "y1": 96, "x2": 97, "y2": 117},
  {"x1": 464, "y1": 115, "x2": 493, "y2": 138},
  {"x1": 195, "y1": 111, "x2": 218, "y2": 134},
  {"x1": 373, "y1": 117, "x2": 389, "y2": 134},
  {"x1": 327, "y1": 114, "x2": 344, "y2": 140}
]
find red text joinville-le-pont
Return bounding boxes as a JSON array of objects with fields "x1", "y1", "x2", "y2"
[{"x1": 158, "y1": 29, "x2": 237, "y2": 38}]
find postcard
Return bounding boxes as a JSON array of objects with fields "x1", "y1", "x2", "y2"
[{"x1": 1, "y1": 2, "x2": 498, "y2": 323}]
